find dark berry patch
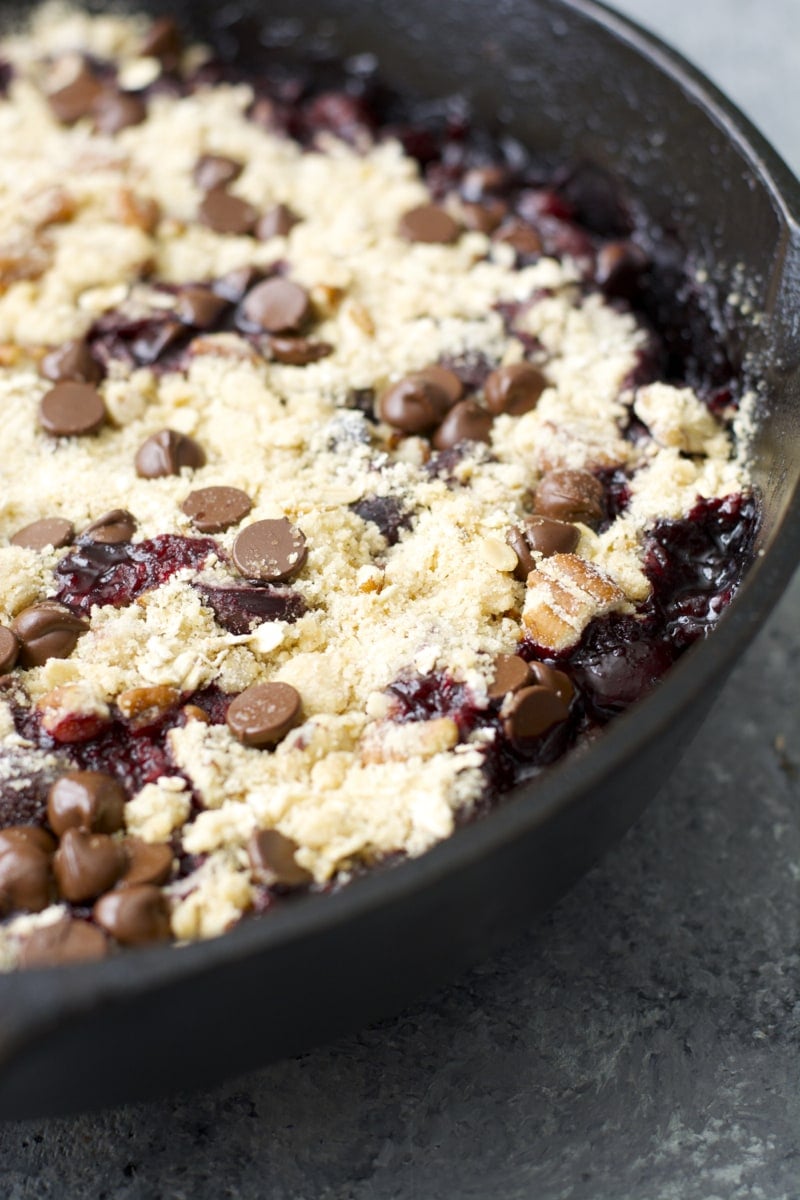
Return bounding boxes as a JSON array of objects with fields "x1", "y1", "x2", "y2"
[
  {"x1": 54, "y1": 535, "x2": 219, "y2": 614},
  {"x1": 195, "y1": 583, "x2": 306, "y2": 634},
  {"x1": 643, "y1": 492, "x2": 759, "y2": 648},
  {"x1": 350, "y1": 496, "x2": 413, "y2": 546}
]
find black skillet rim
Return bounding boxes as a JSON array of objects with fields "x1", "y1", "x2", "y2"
[{"x1": 1, "y1": 0, "x2": 799, "y2": 1024}]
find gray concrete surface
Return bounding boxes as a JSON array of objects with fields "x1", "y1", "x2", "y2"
[{"x1": 1, "y1": 2, "x2": 799, "y2": 1197}]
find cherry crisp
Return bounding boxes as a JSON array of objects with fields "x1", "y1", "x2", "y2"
[{"x1": 0, "y1": 6, "x2": 758, "y2": 968}]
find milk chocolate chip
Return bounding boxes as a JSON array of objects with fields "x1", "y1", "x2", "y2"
[
  {"x1": 10, "y1": 518, "x2": 74, "y2": 551},
  {"x1": 226, "y1": 681, "x2": 302, "y2": 748},
  {"x1": 240, "y1": 278, "x2": 311, "y2": 333},
  {"x1": 461, "y1": 200, "x2": 506, "y2": 234},
  {"x1": 140, "y1": 17, "x2": 182, "y2": 65},
  {"x1": 47, "y1": 770, "x2": 126, "y2": 837},
  {"x1": 47, "y1": 64, "x2": 103, "y2": 125},
  {"x1": 193, "y1": 154, "x2": 243, "y2": 192},
  {"x1": 484, "y1": 363, "x2": 547, "y2": 416},
  {"x1": 93, "y1": 884, "x2": 171, "y2": 945},
  {"x1": 39, "y1": 382, "x2": 106, "y2": 437},
  {"x1": 493, "y1": 219, "x2": 543, "y2": 257},
  {"x1": 94, "y1": 89, "x2": 146, "y2": 135},
  {"x1": 174, "y1": 286, "x2": 228, "y2": 329},
  {"x1": 11, "y1": 602, "x2": 88, "y2": 668},
  {"x1": 232, "y1": 518, "x2": 307, "y2": 582},
  {"x1": 198, "y1": 188, "x2": 258, "y2": 236},
  {"x1": 379, "y1": 375, "x2": 452, "y2": 434},
  {"x1": 256, "y1": 203, "x2": 301, "y2": 240},
  {"x1": 267, "y1": 336, "x2": 333, "y2": 366},
  {"x1": 19, "y1": 917, "x2": 109, "y2": 968},
  {"x1": 487, "y1": 654, "x2": 533, "y2": 700},
  {"x1": 0, "y1": 826, "x2": 55, "y2": 913},
  {"x1": 248, "y1": 828, "x2": 312, "y2": 886},
  {"x1": 418, "y1": 365, "x2": 464, "y2": 405},
  {"x1": 534, "y1": 469, "x2": 605, "y2": 527},
  {"x1": 41, "y1": 338, "x2": 102, "y2": 385},
  {"x1": 53, "y1": 828, "x2": 127, "y2": 903},
  {"x1": 507, "y1": 515, "x2": 581, "y2": 579},
  {"x1": 398, "y1": 204, "x2": 460, "y2": 244},
  {"x1": 182, "y1": 486, "x2": 252, "y2": 533},
  {"x1": 135, "y1": 429, "x2": 206, "y2": 478},
  {"x1": 117, "y1": 839, "x2": 173, "y2": 888},
  {"x1": 503, "y1": 685, "x2": 569, "y2": 740},
  {"x1": 432, "y1": 399, "x2": 493, "y2": 449},
  {"x1": 81, "y1": 509, "x2": 137, "y2": 544},
  {"x1": 0, "y1": 627, "x2": 19, "y2": 673},
  {"x1": 529, "y1": 661, "x2": 575, "y2": 707}
]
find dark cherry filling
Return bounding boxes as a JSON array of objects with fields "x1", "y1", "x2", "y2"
[
  {"x1": 53, "y1": 535, "x2": 219, "y2": 614},
  {"x1": 350, "y1": 496, "x2": 413, "y2": 546},
  {"x1": 9, "y1": 685, "x2": 231, "y2": 802},
  {"x1": 194, "y1": 582, "x2": 306, "y2": 634},
  {"x1": 596, "y1": 467, "x2": 633, "y2": 529}
]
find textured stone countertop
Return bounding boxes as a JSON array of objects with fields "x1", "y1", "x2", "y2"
[{"x1": 2, "y1": 2, "x2": 799, "y2": 1197}]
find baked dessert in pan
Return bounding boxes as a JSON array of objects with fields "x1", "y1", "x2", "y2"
[{"x1": 0, "y1": 5, "x2": 766, "y2": 969}]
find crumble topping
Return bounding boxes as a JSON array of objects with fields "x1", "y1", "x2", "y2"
[{"x1": 0, "y1": 6, "x2": 756, "y2": 967}]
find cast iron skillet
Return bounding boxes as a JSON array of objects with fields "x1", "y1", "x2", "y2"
[{"x1": 0, "y1": 0, "x2": 797, "y2": 1119}]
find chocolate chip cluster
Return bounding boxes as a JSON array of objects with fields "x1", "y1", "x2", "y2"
[{"x1": 378, "y1": 361, "x2": 547, "y2": 450}]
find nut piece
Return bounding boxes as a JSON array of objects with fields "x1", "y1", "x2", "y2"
[
  {"x1": 226, "y1": 681, "x2": 303, "y2": 748},
  {"x1": 93, "y1": 884, "x2": 172, "y2": 946},
  {"x1": 19, "y1": 918, "x2": 109, "y2": 969},
  {"x1": 247, "y1": 829, "x2": 312, "y2": 887},
  {"x1": 47, "y1": 770, "x2": 126, "y2": 837},
  {"x1": 360, "y1": 716, "x2": 459, "y2": 764},
  {"x1": 116, "y1": 685, "x2": 180, "y2": 730},
  {"x1": 11, "y1": 602, "x2": 88, "y2": 668},
  {"x1": 522, "y1": 553, "x2": 628, "y2": 651},
  {"x1": 115, "y1": 188, "x2": 161, "y2": 233}
]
